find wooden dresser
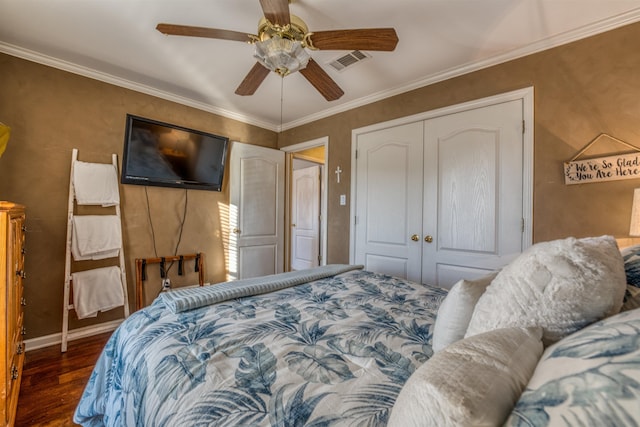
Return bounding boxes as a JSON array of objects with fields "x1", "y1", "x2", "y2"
[{"x1": 0, "y1": 202, "x2": 25, "y2": 426}]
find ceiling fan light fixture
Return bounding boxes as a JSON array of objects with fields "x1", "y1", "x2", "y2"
[
  {"x1": 254, "y1": 35, "x2": 310, "y2": 76},
  {"x1": 156, "y1": 5, "x2": 396, "y2": 101}
]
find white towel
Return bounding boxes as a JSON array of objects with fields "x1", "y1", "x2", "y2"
[
  {"x1": 72, "y1": 266, "x2": 124, "y2": 319},
  {"x1": 72, "y1": 215, "x2": 122, "y2": 261},
  {"x1": 73, "y1": 160, "x2": 120, "y2": 206}
]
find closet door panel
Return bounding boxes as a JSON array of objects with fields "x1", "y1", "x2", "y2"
[
  {"x1": 438, "y1": 129, "x2": 497, "y2": 253},
  {"x1": 353, "y1": 122, "x2": 424, "y2": 282},
  {"x1": 366, "y1": 143, "x2": 412, "y2": 244},
  {"x1": 422, "y1": 99, "x2": 524, "y2": 288},
  {"x1": 365, "y1": 254, "x2": 410, "y2": 280}
]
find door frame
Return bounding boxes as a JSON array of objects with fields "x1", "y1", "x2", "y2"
[
  {"x1": 349, "y1": 87, "x2": 534, "y2": 262},
  {"x1": 281, "y1": 136, "x2": 329, "y2": 270}
]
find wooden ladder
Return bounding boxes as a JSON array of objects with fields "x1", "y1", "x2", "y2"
[{"x1": 61, "y1": 149, "x2": 130, "y2": 352}]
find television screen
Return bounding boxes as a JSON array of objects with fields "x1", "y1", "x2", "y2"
[{"x1": 121, "y1": 115, "x2": 229, "y2": 191}]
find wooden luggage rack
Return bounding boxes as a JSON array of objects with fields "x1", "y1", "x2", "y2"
[{"x1": 135, "y1": 253, "x2": 204, "y2": 310}]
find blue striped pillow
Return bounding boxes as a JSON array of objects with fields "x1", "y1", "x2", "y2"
[{"x1": 622, "y1": 244, "x2": 640, "y2": 287}]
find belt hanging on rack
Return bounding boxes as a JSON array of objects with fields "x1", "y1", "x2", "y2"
[
  {"x1": 160, "y1": 257, "x2": 166, "y2": 278},
  {"x1": 178, "y1": 255, "x2": 184, "y2": 276},
  {"x1": 141, "y1": 259, "x2": 147, "y2": 281}
]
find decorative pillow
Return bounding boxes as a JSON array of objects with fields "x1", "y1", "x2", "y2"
[
  {"x1": 431, "y1": 271, "x2": 498, "y2": 352},
  {"x1": 388, "y1": 327, "x2": 543, "y2": 427},
  {"x1": 505, "y1": 307, "x2": 640, "y2": 427},
  {"x1": 465, "y1": 235, "x2": 626, "y2": 346},
  {"x1": 621, "y1": 244, "x2": 640, "y2": 287}
]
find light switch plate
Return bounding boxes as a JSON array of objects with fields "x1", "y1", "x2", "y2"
[{"x1": 340, "y1": 194, "x2": 346, "y2": 205}]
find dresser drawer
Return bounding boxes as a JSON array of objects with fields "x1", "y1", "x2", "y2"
[
  {"x1": 0, "y1": 202, "x2": 26, "y2": 426},
  {"x1": 6, "y1": 347, "x2": 24, "y2": 426},
  {"x1": 7, "y1": 293, "x2": 24, "y2": 426}
]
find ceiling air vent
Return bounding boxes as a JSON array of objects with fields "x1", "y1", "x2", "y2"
[{"x1": 327, "y1": 50, "x2": 371, "y2": 72}]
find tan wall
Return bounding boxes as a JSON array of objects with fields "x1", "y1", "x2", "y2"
[
  {"x1": 0, "y1": 54, "x2": 277, "y2": 338},
  {"x1": 2, "y1": 21, "x2": 640, "y2": 340},
  {"x1": 279, "y1": 21, "x2": 640, "y2": 261}
]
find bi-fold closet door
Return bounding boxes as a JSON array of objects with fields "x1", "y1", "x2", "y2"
[{"x1": 353, "y1": 98, "x2": 526, "y2": 289}]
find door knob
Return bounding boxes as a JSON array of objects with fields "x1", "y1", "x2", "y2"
[
  {"x1": 233, "y1": 228, "x2": 241, "y2": 234},
  {"x1": 424, "y1": 235, "x2": 433, "y2": 243},
  {"x1": 411, "y1": 234, "x2": 419, "y2": 242},
  {"x1": 291, "y1": 223, "x2": 296, "y2": 227}
]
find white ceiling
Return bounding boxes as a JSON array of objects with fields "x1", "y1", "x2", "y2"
[{"x1": 2, "y1": 1, "x2": 640, "y2": 131}]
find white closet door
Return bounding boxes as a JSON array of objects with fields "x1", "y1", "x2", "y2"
[
  {"x1": 229, "y1": 142, "x2": 285, "y2": 280},
  {"x1": 422, "y1": 99, "x2": 524, "y2": 288},
  {"x1": 353, "y1": 122, "x2": 424, "y2": 281}
]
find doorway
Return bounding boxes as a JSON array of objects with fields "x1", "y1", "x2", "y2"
[
  {"x1": 291, "y1": 161, "x2": 321, "y2": 270},
  {"x1": 281, "y1": 137, "x2": 328, "y2": 271}
]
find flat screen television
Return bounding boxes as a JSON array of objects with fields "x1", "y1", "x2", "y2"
[{"x1": 121, "y1": 114, "x2": 229, "y2": 191}]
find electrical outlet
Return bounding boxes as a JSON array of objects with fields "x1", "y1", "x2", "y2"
[
  {"x1": 340, "y1": 194, "x2": 346, "y2": 205},
  {"x1": 162, "y1": 278, "x2": 171, "y2": 290}
]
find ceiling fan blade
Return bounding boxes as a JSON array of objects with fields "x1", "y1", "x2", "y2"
[
  {"x1": 299, "y1": 58, "x2": 344, "y2": 101},
  {"x1": 156, "y1": 23, "x2": 253, "y2": 42},
  {"x1": 259, "y1": 0, "x2": 290, "y2": 26},
  {"x1": 309, "y1": 28, "x2": 399, "y2": 51},
  {"x1": 235, "y1": 63, "x2": 271, "y2": 96}
]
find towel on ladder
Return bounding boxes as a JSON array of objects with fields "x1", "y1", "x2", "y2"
[
  {"x1": 72, "y1": 215, "x2": 122, "y2": 260},
  {"x1": 72, "y1": 266, "x2": 124, "y2": 319},
  {"x1": 73, "y1": 160, "x2": 120, "y2": 206}
]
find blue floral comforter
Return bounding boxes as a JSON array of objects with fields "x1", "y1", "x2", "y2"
[{"x1": 74, "y1": 268, "x2": 447, "y2": 426}]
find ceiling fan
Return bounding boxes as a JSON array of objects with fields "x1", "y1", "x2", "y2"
[{"x1": 156, "y1": 0, "x2": 399, "y2": 101}]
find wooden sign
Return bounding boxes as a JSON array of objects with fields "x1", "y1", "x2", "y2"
[{"x1": 564, "y1": 153, "x2": 640, "y2": 184}]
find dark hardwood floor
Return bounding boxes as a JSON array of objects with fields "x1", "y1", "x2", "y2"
[{"x1": 15, "y1": 332, "x2": 112, "y2": 426}]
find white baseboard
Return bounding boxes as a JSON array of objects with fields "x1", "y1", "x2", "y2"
[{"x1": 24, "y1": 319, "x2": 123, "y2": 352}]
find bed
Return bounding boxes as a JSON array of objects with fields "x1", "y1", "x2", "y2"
[
  {"x1": 74, "y1": 265, "x2": 447, "y2": 426},
  {"x1": 74, "y1": 236, "x2": 640, "y2": 426}
]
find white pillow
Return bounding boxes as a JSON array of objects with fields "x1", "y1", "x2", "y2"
[
  {"x1": 431, "y1": 272, "x2": 498, "y2": 352},
  {"x1": 389, "y1": 327, "x2": 543, "y2": 427},
  {"x1": 506, "y1": 307, "x2": 640, "y2": 426},
  {"x1": 465, "y1": 235, "x2": 626, "y2": 346}
]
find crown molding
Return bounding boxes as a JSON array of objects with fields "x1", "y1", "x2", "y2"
[
  {"x1": 2, "y1": 8, "x2": 640, "y2": 133},
  {"x1": 0, "y1": 42, "x2": 279, "y2": 132},
  {"x1": 282, "y1": 8, "x2": 640, "y2": 130}
]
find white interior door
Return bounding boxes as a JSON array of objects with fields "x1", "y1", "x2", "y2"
[
  {"x1": 422, "y1": 99, "x2": 524, "y2": 288},
  {"x1": 281, "y1": 137, "x2": 329, "y2": 269},
  {"x1": 229, "y1": 142, "x2": 285, "y2": 280},
  {"x1": 353, "y1": 122, "x2": 424, "y2": 281},
  {"x1": 291, "y1": 164, "x2": 320, "y2": 270}
]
